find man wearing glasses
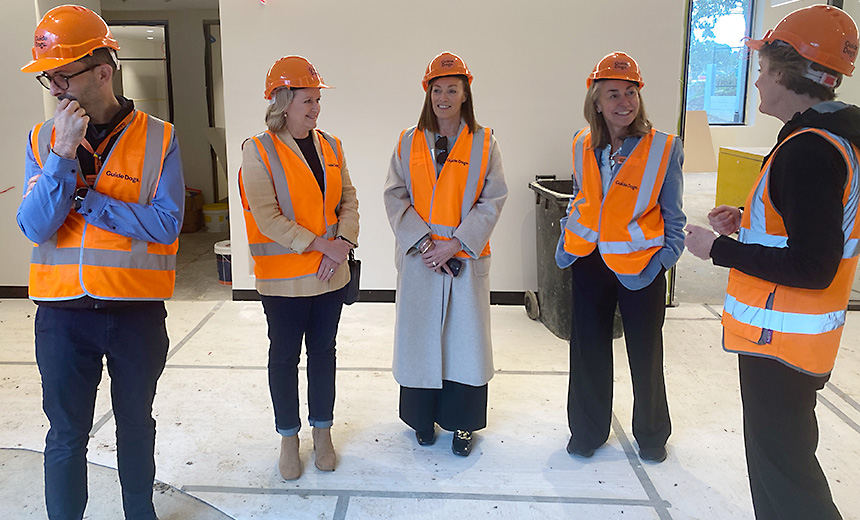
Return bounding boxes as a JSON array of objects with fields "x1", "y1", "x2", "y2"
[{"x1": 17, "y1": 5, "x2": 184, "y2": 520}]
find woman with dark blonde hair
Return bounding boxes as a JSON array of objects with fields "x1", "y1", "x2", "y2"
[
  {"x1": 556, "y1": 51, "x2": 685, "y2": 463},
  {"x1": 238, "y1": 55, "x2": 359, "y2": 480},
  {"x1": 383, "y1": 52, "x2": 507, "y2": 457}
]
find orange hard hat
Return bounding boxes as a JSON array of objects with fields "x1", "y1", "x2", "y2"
[
  {"x1": 21, "y1": 5, "x2": 119, "y2": 73},
  {"x1": 422, "y1": 52, "x2": 473, "y2": 92},
  {"x1": 264, "y1": 55, "x2": 331, "y2": 100},
  {"x1": 745, "y1": 5, "x2": 858, "y2": 76},
  {"x1": 587, "y1": 52, "x2": 644, "y2": 89}
]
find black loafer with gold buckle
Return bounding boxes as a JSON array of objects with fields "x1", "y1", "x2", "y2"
[{"x1": 452, "y1": 430, "x2": 473, "y2": 456}]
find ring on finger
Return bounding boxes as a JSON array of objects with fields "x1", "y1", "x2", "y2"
[
  {"x1": 329, "y1": 268, "x2": 335, "y2": 273},
  {"x1": 432, "y1": 261, "x2": 437, "y2": 267}
]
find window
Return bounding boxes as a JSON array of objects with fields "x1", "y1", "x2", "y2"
[{"x1": 685, "y1": 0, "x2": 754, "y2": 124}]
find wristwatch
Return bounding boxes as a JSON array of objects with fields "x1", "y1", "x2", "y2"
[{"x1": 73, "y1": 187, "x2": 89, "y2": 211}]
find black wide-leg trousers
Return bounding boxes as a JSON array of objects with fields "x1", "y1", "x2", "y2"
[
  {"x1": 400, "y1": 380, "x2": 488, "y2": 433},
  {"x1": 567, "y1": 250, "x2": 671, "y2": 452}
]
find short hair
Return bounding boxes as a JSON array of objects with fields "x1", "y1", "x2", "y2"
[
  {"x1": 417, "y1": 75, "x2": 479, "y2": 134},
  {"x1": 79, "y1": 48, "x2": 118, "y2": 73},
  {"x1": 583, "y1": 80, "x2": 652, "y2": 150},
  {"x1": 265, "y1": 87, "x2": 296, "y2": 133},
  {"x1": 758, "y1": 41, "x2": 840, "y2": 101}
]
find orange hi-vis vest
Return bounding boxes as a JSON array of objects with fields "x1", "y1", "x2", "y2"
[
  {"x1": 723, "y1": 127, "x2": 860, "y2": 376},
  {"x1": 238, "y1": 129, "x2": 343, "y2": 281},
  {"x1": 562, "y1": 128, "x2": 675, "y2": 275},
  {"x1": 28, "y1": 111, "x2": 178, "y2": 301},
  {"x1": 397, "y1": 125, "x2": 492, "y2": 259}
]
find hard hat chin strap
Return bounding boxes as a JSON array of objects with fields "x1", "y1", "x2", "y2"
[
  {"x1": 109, "y1": 49, "x2": 121, "y2": 71},
  {"x1": 804, "y1": 64, "x2": 839, "y2": 88}
]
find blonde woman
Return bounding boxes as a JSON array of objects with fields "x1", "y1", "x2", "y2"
[{"x1": 239, "y1": 56, "x2": 359, "y2": 480}]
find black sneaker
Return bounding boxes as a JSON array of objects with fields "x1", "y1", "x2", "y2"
[
  {"x1": 452, "y1": 430, "x2": 472, "y2": 456},
  {"x1": 415, "y1": 428, "x2": 436, "y2": 446},
  {"x1": 639, "y1": 445, "x2": 667, "y2": 463}
]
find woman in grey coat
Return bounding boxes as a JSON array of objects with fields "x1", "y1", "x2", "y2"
[{"x1": 383, "y1": 52, "x2": 507, "y2": 457}]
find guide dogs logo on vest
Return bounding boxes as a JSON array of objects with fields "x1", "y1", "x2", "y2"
[{"x1": 104, "y1": 170, "x2": 141, "y2": 184}]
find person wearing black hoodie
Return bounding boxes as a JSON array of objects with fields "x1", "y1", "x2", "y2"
[{"x1": 685, "y1": 6, "x2": 860, "y2": 520}]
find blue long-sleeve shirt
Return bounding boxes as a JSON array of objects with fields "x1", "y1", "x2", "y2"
[
  {"x1": 555, "y1": 133, "x2": 686, "y2": 290},
  {"x1": 17, "y1": 124, "x2": 184, "y2": 246}
]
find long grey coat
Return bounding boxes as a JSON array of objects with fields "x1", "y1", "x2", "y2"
[{"x1": 383, "y1": 123, "x2": 507, "y2": 389}]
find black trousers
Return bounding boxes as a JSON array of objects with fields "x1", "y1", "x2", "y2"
[
  {"x1": 738, "y1": 354, "x2": 841, "y2": 520},
  {"x1": 399, "y1": 380, "x2": 488, "y2": 433},
  {"x1": 567, "y1": 251, "x2": 671, "y2": 452}
]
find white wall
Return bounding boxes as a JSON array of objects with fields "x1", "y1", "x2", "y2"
[
  {"x1": 219, "y1": 0, "x2": 689, "y2": 293},
  {"x1": 104, "y1": 9, "x2": 219, "y2": 204},
  {"x1": 0, "y1": 1, "x2": 50, "y2": 288}
]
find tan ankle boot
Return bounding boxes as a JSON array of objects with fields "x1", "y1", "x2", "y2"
[
  {"x1": 278, "y1": 435, "x2": 301, "y2": 480},
  {"x1": 312, "y1": 427, "x2": 337, "y2": 471}
]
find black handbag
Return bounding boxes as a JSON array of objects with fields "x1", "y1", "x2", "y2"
[{"x1": 344, "y1": 249, "x2": 360, "y2": 305}]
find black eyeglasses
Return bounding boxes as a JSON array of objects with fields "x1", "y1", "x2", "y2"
[
  {"x1": 36, "y1": 64, "x2": 98, "y2": 90},
  {"x1": 435, "y1": 136, "x2": 448, "y2": 166}
]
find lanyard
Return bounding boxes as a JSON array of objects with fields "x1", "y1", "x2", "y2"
[{"x1": 80, "y1": 111, "x2": 135, "y2": 185}]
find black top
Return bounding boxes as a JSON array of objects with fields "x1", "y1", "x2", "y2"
[
  {"x1": 78, "y1": 96, "x2": 135, "y2": 186},
  {"x1": 294, "y1": 133, "x2": 325, "y2": 193},
  {"x1": 711, "y1": 103, "x2": 860, "y2": 289}
]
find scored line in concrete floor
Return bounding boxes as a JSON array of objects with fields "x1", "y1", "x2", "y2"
[
  {"x1": 166, "y1": 300, "x2": 224, "y2": 360},
  {"x1": 826, "y1": 381, "x2": 860, "y2": 414},
  {"x1": 818, "y1": 394, "x2": 860, "y2": 435}
]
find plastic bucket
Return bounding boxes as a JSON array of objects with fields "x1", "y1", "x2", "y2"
[
  {"x1": 203, "y1": 203, "x2": 229, "y2": 233},
  {"x1": 214, "y1": 240, "x2": 232, "y2": 286}
]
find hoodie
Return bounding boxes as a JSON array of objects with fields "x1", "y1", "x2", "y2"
[{"x1": 710, "y1": 101, "x2": 860, "y2": 289}]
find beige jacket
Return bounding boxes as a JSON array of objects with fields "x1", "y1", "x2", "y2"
[{"x1": 240, "y1": 128, "x2": 359, "y2": 297}]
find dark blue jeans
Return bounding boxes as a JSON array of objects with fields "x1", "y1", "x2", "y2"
[
  {"x1": 261, "y1": 287, "x2": 345, "y2": 436},
  {"x1": 35, "y1": 303, "x2": 169, "y2": 520}
]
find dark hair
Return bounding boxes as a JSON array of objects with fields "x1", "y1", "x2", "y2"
[
  {"x1": 79, "y1": 48, "x2": 118, "y2": 73},
  {"x1": 583, "y1": 79, "x2": 651, "y2": 149},
  {"x1": 417, "y1": 75, "x2": 479, "y2": 134},
  {"x1": 759, "y1": 41, "x2": 840, "y2": 101}
]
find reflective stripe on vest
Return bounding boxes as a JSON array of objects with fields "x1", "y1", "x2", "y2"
[
  {"x1": 397, "y1": 125, "x2": 492, "y2": 258},
  {"x1": 28, "y1": 111, "x2": 178, "y2": 301},
  {"x1": 723, "y1": 127, "x2": 860, "y2": 375},
  {"x1": 239, "y1": 129, "x2": 342, "y2": 281},
  {"x1": 563, "y1": 128, "x2": 673, "y2": 274}
]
